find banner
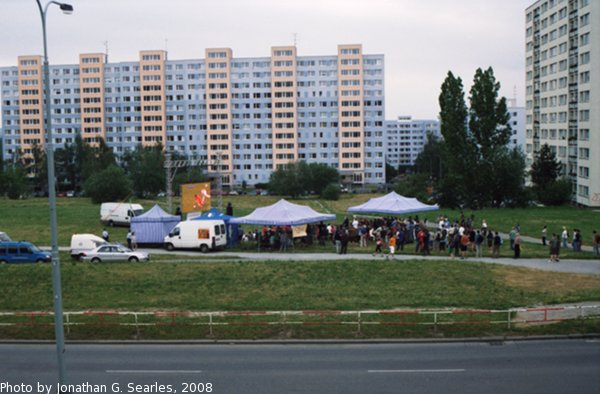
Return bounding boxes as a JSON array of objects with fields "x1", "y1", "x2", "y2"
[
  {"x1": 292, "y1": 224, "x2": 307, "y2": 238},
  {"x1": 181, "y1": 182, "x2": 211, "y2": 213}
]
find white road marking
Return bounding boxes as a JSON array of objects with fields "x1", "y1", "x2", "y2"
[
  {"x1": 106, "y1": 370, "x2": 203, "y2": 374},
  {"x1": 368, "y1": 369, "x2": 465, "y2": 373}
]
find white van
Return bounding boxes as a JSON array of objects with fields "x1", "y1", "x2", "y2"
[
  {"x1": 0, "y1": 232, "x2": 12, "y2": 242},
  {"x1": 100, "y1": 203, "x2": 144, "y2": 227},
  {"x1": 70, "y1": 234, "x2": 107, "y2": 259},
  {"x1": 164, "y1": 220, "x2": 227, "y2": 253}
]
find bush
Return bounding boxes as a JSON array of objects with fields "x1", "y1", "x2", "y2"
[
  {"x1": 84, "y1": 165, "x2": 132, "y2": 204},
  {"x1": 320, "y1": 183, "x2": 340, "y2": 200},
  {"x1": 538, "y1": 178, "x2": 572, "y2": 206}
]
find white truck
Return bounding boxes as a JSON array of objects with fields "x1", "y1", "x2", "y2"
[
  {"x1": 69, "y1": 234, "x2": 107, "y2": 260},
  {"x1": 100, "y1": 203, "x2": 144, "y2": 227},
  {"x1": 164, "y1": 220, "x2": 227, "y2": 253}
]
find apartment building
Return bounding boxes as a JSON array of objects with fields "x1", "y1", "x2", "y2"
[
  {"x1": 525, "y1": 0, "x2": 599, "y2": 207},
  {"x1": 0, "y1": 44, "x2": 385, "y2": 187},
  {"x1": 385, "y1": 116, "x2": 440, "y2": 169}
]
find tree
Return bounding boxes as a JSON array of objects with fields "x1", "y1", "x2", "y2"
[
  {"x1": 385, "y1": 163, "x2": 398, "y2": 183},
  {"x1": 469, "y1": 67, "x2": 512, "y2": 159},
  {"x1": 28, "y1": 143, "x2": 48, "y2": 194},
  {"x1": 84, "y1": 165, "x2": 132, "y2": 204},
  {"x1": 530, "y1": 144, "x2": 562, "y2": 193},
  {"x1": 321, "y1": 183, "x2": 340, "y2": 201},
  {"x1": 414, "y1": 133, "x2": 445, "y2": 182},
  {"x1": 268, "y1": 161, "x2": 339, "y2": 197},
  {"x1": 436, "y1": 68, "x2": 527, "y2": 208},
  {"x1": 268, "y1": 162, "x2": 305, "y2": 197},
  {"x1": 2, "y1": 163, "x2": 29, "y2": 199},
  {"x1": 82, "y1": 138, "x2": 115, "y2": 183},
  {"x1": 122, "y1": 144, "x2": 165, "y2": 198}
]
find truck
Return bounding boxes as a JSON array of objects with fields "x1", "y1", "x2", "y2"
[
  {"x1": 163, "y1": 220, "x2": 227, "y2": 253},
  {"x1": 69, "y1": 233, "x2": 107, "y2": 260},
  {"x1": 100, "y1": 203, "x2": 144, "y2": 227}
]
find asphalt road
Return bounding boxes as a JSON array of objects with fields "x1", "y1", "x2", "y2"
[{"x1": 2, "y1": 340, "x2": 599, "y2": 394}]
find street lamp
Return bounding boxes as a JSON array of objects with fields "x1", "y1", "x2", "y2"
[{"x1": 35, "y1": 0, "x2": 73, "y2": 387}]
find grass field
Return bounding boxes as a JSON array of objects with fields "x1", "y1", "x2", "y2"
[{"x1": 1, "y1": 259, "x2": 599, "y2": 312}]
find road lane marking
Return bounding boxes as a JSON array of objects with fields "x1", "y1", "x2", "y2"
[
  {"x1": 368, "y1": 369, "x2": 465, "y2": 373},
  {"x1": 106, "y1": 370, "x2": 203, "y2": 374}
]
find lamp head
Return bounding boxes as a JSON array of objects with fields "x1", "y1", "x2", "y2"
[{"x1": 59, "y1": 3, "x2": 73, "y2": 14}]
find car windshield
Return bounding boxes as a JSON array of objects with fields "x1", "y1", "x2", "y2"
[{"x1": 29, "y1": 244, "x2": 41, "y2": 252}]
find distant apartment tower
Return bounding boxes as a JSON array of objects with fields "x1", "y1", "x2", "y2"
[
  {"x1": 0, "y1": 45, "x2": 386, "y2": 187},
  {"x1": 507, "y1": 99, "x2": 526, "y2": 149},
  {"x1": 384, "y1": 116, "x2": 440, "y2": 169},
  {"x1": 525, "y1": 0, "x2": 599, "y2": 207}
]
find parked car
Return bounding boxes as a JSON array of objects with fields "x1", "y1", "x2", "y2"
[
  {"x1": 69, "y1": 234, "x2": 107, "y2": 260},
  {"x1": 0, "y1": 232, "x2": 12, "y2": 242},
  {"x1": 0, "y1": 241, "x2": 51, "y2": 264},
  {"x1": 80, "y1": 244, "x2": 149, "y2": 263}
]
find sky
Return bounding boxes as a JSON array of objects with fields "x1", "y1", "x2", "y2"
[{"x1": 1, "y1": 0, "x2": 534, "y2": 119}]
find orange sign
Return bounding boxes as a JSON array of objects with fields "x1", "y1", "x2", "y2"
[{"x1": 181, "y1": 182, "x2": 211, "y2": 213}]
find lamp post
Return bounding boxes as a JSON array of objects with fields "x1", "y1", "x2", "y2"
[{"x1": 35, "y1": 0, "x2": 73, "y2": 387}]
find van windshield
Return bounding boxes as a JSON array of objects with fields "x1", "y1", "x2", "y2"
[
  {"x1": 28, "y1": 244, "x2": 41, "y2": 252},
  {"x1": 132, "y1": 209, "x2": 144, "y2": 217}
]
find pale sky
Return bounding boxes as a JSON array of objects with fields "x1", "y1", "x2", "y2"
[{"x1": 1, "y1": 0, "x2": 533, "y2": 119}]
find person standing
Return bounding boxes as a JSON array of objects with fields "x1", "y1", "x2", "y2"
[
  {"x1": 334, "y1": 228, "x2": 342, "y2": 254},
  {"x1": 561, "y1": 227, "x2": 569, "y2": 249},
  {"x1": 373, "y1": 236, "x2": 384, "y2": 257},
  {"x1": 340, "y1": 229, "x2": 349, "y2": 255},
  {"x1": 279, "y1": 229, "x2": 289, "y2": 252},
  {"x1": 387, "y1": 233, "x2": 396, "y2": 259},
  {"x1": 541, "y1": 225, "x2": 547, "y2": 246},
  {"x1": 126, "y1": 229, "x2": 133, "y2": 249},
  {"x1": 475, "y1": 230, "x2": 484, "y2": 258},
  {"x1": 592, "y1": 230, "x2": 600, "y2": 257},
  {"x1": 130, "y1": 232, "x2": 137, "y2": 250},
  {"x1": 513, "y1": 233, "x2": 522, "y2": 259},
  {"x1": 549, "y1": 234, "x2": 559, "y2": 262},
  {"x1": 509, "y1": 227, "x2": 517, "y2": 250},
  {"x1": 102, "y1": 228, "x2": 109, "y2": 242},
  {"x1": 492, "y1": 232, "x2": 502, "y2": 258},
  {"x1": 460, "y1": 231, "x2": 469, "y2": 259}
]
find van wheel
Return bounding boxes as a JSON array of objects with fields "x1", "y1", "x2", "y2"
[
  {"x1": 36, "y1": 259, "x2": 46, "y2": 263},
  {"x1": 128, "y1": 256, "x2": 139, "y2": 262},
  {"x1": 165, "y1": 243, "x2": 174, "y2": 251},
  {"x1": 200, "y1": 244, "x2": 209, "y2": 253},
  {"x1": 78, "y1": 254, "x2": 84, "y2": 261},
  {"x1": 91, "y1": 257, "x2": 101, "y2": 263}
]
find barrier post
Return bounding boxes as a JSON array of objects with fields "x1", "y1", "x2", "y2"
[
  {"x1": 209, "y1": 313, "x2": 213, "y2": 337},
  {"x1": 507, "y1": 310, "x2": 512, "y2": 329},
  {"x1": 433, "y1": 311, "x2": 438, "y2": 333},
  {"x1": 134, "y1": 313, "x2": 140, "y2": 339},
  {"x1": 357, "y1": 312, "x2": 361, "y2": 335},
  {"x1": 65, "y1": 312, "x2": 70, "y2": 336}
]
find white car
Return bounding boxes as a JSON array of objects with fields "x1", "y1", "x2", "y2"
[{"x1": 80, "y1": 244, "x2": 149, "y2": 263}]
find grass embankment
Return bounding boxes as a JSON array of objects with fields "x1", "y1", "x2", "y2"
[{"x1": 1, "y1": 259, "x2": 599, "y2": 339}]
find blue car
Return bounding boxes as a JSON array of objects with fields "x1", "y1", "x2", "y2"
[{"x1": 0, "y1": 242, "x2": 52, "y2": 264}]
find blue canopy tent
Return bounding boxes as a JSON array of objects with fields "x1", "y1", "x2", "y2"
[
  {"x1": 348, "y1": 191, "x2": 439, "y2": 215},
  {"x1": 130, "y1": 204, "x2": 181, "y2": 244},
  {"x1": 192, "y1": 208, "x2": 239, "y2": 246}
]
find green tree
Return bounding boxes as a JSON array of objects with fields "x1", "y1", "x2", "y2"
[
  {"x1": 469, "y1": 67, "x2": 512, "y2": 159},
  {"x1": 305, "y1": 162, "x2": 339, "y2": 195},
  {"x1": 28, "y1": 143, "x2": 48, "y2": 195},
  {"x1": 122, "y1": 144, "x2": 165, "y2": 198},
  {"x1": 530, "y1": 143, "x2": 563, "y2": 193},
  {"x1": 2, "y1": 163, "x2": 29, "y2": 199},
  {"x1": 268, "y1": 162, "x2": 305, "y2": 197},
  {"x1": 321, "y1": 183, "x2": 340, "y2": 201},
  {"x1": 84, "y1": 164, "x2": 132, "y2": 204},
  {"x1": 385, "y1": 163, "x2": 398, "y2": 183},
  {"x1": 82, "y1": 138, "x2": 115, "y2": 183},
  {"x1": 414, "y1": 133, "x2": 445, "y2": 182}
]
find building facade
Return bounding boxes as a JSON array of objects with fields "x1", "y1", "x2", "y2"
[
  {"x1": 507, "y1": 99, "x2": 526, "y2": 150},
  {"x1": 0, "y1": 44, "x2": 386, "y2": 187},
  {"x1": 525, "y1": 0, "x2": 599, "y2": 207},
  {"x1": 385, "y1": 116, "x2": 440, "y2": 169}
]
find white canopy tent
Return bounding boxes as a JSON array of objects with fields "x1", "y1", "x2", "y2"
[
  {"x1": 348, "y1": 191, "x2": 439, "y2": 215},
  {"x1": 230, "y1": 199, "x2": 336, "y2": 226}
]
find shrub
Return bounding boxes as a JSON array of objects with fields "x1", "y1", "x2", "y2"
[{"x1": 321, "y1": 183, "x2": 340, "y2": 200}]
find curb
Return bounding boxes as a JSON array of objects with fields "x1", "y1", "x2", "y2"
[{"x1": 2, "y1": 333, "x2": 599, "y2": 346}]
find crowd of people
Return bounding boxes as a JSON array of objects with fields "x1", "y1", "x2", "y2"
[{"x1": 241, "y1": 215, "x2": 600, "y2": 260}]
